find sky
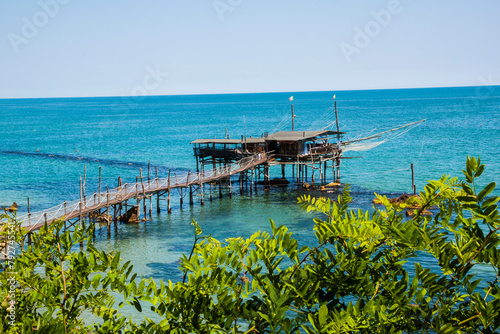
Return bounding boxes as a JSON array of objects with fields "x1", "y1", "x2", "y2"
[{"x1": 0, "y1": 0, "x2": 499, "y2": 98}]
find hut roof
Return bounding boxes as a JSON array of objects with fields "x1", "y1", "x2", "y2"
[
  {"x1": 265, "y1": 130, "x2": 344, "y2": 141},
  {"x1": 191, "y1": 138, "x2": 265, "y2": 145}
]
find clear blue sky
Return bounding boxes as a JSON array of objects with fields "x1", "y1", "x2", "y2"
[{"x1": 1, "y1": 0, "x2": 499, "y2": 98}]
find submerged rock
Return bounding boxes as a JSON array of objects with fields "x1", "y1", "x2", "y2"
[
  {"x1": 373, "y1": 194, "x2": 420, "y2": 207},
  {"x1": 406, "y1": 209, "x2": 433, "y2": 216},
  {"x1": 89, "y1": 212, "x2": 112, "y2": 223},
  {"x1": 119, "y1": 206, "x2": 140, "y2": 223},
  {"x1": 1, "y1": 202, "x2": 18, "y2": 212},
  {"x1": 257, "y1": 178, "x2": 290, "y2": 186}
]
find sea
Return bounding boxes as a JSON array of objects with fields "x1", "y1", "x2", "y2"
[{"x1": 1, "y1": 86, "x2": 499, "y2": 322}]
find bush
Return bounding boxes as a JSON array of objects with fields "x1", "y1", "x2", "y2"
[{"x1": 1, "y1": 156, "x2": 499, "y2": 333}]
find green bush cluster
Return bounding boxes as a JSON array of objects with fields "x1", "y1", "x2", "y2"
[{"x1": 1, "y1": 156, "x2": 499, "y2": 333}]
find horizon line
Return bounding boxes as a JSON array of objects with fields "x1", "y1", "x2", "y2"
[{"x1": 1, "y1": 83, "x2": 499, "y2": 101}]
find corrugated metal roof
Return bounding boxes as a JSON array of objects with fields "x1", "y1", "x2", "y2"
[
  {"x1": 265, "y1": 130, "x2": 344, "y2": 141},
  {"x1": 191, "y1": 138, "x2": 265, "y2": 144}
]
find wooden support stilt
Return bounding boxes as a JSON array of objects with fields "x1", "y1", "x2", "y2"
[
  {"x1": 319, "y1": 158, "x2": 323, "y2": 185},
  {"x1": 292, "y1": 163, "x2": 295, "y2": 178},
  {"x1": 209, "y1": 183, "x2": 213, "y2": 202},
  {"x1": 200, "y1": 179, "x2": 204, "y2": 206},
  {"x1": 296, "y1": 157, "x2": 300, "y2": 184},
  {"x1": 305, "y1": 163, "x2": 308, "y2": 183},
  {"x1": 27, "y1": 197, "x2": 31, "y2": 227},
  {"x1": 140, "y1": 168, "x2": 147, "y2": 220},
  {"x1": 113, "y1": 205, "x2": 117, "y2": 226},
  {"x1": 98, "y1": 166, "x2": 102, "y2": 198},
  {"x1": 250, "y1": 169, "x2": 254, "y2": 195},
  {"x1": 118, "y1": 202, "x2": 122, "y2": 224},
  {"x1": 149, "y1": 196, "x2": 153, "y2": 218},
  {"x1": 136, "y1": 197, "x2": 141, "y2": 221},
  {"x1": 336, "y1": 160, "x2": 341, "y2": 183},
  {"x1": 124, "y1": 184, "x2": 128, "y2": 212},
  {"x1": 264, "y1": 164, "x2": 270, "y2": 188},
  {"x1": 332, "y1": 161, "x2": 335, "y2": 182},
  {"x1": 281, "y1": 164, "x2": 285, "y2": 179},
  {"x1": 148, "y1": 161, "x2": 151, "y2": 184},
  {"x1": 106, "y1": 187, "x2": 111, "y2": 236},
  {"x1": 78, "y1": 203, "x2": 83, "y2": 248},
  {"x1": 188, "y1": 171, "x2": 193, "y2": 206},
  {"x1": 168, "y1": 169, "x2": 172, "y2": 213},
  {"x1": 411, "y1": 163, "x2": 416, "y2": 195},
  {"x1": 175, "y1": 173, "x2": 183, "y2": 208},
  {"x1": 311, "y1": 156, "x2": 315, "y2": 185},
  {"x1": 156, "y1": 167, "x2": 161, "y2": 214},
  {"x1": 323, "y1": 161, "x2": 327, "y2": 183},
  {"x1": 83, "y1": 165, "x2": 87, "y2": 203},
  {"x1": 79, "y1": 174, "x2": 83, "y2": 208},
  {"x1": 219, "y1": 178, "x2": 223, "y2": 199}
]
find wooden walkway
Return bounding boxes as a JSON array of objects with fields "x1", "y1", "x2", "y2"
[{"x1": 18, "y1": 153, "x2": 269, "y2": 232}]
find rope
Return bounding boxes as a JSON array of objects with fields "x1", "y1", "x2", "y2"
[{"x1": 18, "y1": 153, "x2": 267, "y2": 228}]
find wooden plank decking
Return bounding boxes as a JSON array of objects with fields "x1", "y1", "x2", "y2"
[{"x1": 18, "y1": 154, "x2": 269, "y2": 232}]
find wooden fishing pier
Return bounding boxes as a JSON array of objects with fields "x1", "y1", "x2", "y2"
[
  {"x1": 12, "y1": 97, "x2": 425, "y2": 246},
  {"x1": 18, "y1": 126, "x2": 346, "y2": 235}
]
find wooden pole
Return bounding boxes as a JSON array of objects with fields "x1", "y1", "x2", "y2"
[
  {"x1": 83, "y1": 165, "x2": 87, "y2": 203},
  {"x1": 79, "y1": 174, "x2": 82, "y2": 208},
  {"x1": 324, "y1": 160, "x2": 327, "y2": 183},
  {"x1": 264, "y1": 164, "x2": 270, "y2": 188},
  {"x1": 106, "y1": 187, "x2": 111, "y2": 236},
  {"x1": 335, "y1": 101, "x2": 340, "y2": 133},
  {"x1": 411, "y1": 163, "x2": 415, "y2": 195},
  {"x1": 156, "y1": 166, "x2": 160, "y2": 213},
  {"x1": 27, "y1": 197, "x2": 32, "y2": 246},
  {"x1": 135, "y1": 177, "x2": 141, "y2": 219},
  {"x1": 305, "y1": 163, "x2": 308, "y2": 183},
  {"x1": 168, "y1": 169, "x2": 172, "y2": 213},
  {"x1": 186, "y1": 171, "x2": 192, "y2": 206},
  {"x1": 175, "y1": 173, "x2": 183, "y2": 208},
  {"x1": 311, "y1": 155, "x2": 315, "y2": 185},
  {"x1": 200, "y1": 178, "x2": 204, "y2": 206},
  {"x1": 140, "y1": 168, "x2": 147, "y2": 220},
  {"x1": 250, "y1": 169, "x2": 254, "y2": 195},
  {"x1": 98, "y1": 166, "x2": 102, "y2": 198},
  {"x1": 27, "y1": 197, "x2": 31, "y2": 226},
  {"x1": 124, "y1": 184, "x2": 128, "y2": 212},
  {"x1": 296, "y1": 157, "x2": 299, "y2": 184},
  {"x1": 149, "y1": 196, "x2": 153, "y2": 218},
  {"x1": 291, "y1": 103, "x2": 295, "y2": 131}
]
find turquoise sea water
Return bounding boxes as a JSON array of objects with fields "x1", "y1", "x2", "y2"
[{"x1": 1, "y1": 86, "x2": 500, "y2": 320}]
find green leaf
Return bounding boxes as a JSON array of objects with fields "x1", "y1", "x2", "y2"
[
  {"x1": 478, "y1": 182, "x2": 496, "y2": 202},
  {"x1": 482, "y1": 196, "x2": 500, "y2": 208},
  {"x1": 91, "y1": 274, "x2": 102, "y2": 289},
  {"x1": 318, "y1": 304, "x2": 328, "y2": 327},
  {"x1": 132, "y1": 298, "x2": 142, "y2": 312}
]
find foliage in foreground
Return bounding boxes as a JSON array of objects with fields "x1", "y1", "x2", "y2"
[{"x1": 1, "y1": 156, "x2": 500, "y2": 333}]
